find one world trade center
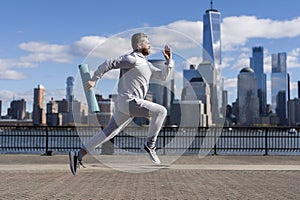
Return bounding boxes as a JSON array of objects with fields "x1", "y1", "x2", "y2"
[
  {"x1": 201, "y1": 0, "x2": 224, "y2": 122},
  {"x1": 202, "y1": 0, "x2": 221, "y2": 67}
]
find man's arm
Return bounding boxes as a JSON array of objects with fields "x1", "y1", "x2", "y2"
[
  {"x1": 150, "y1": 45, "x2": 174, "y2": 81},
  {"x1": 85, "y1": 54, "x2": 136, "y2": 90}
]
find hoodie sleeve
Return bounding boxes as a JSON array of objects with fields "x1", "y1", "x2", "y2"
[
  {"x1": 91, "y1": 54, "x2": 136, "y2": 81},
  {"x1": 149, "y1": 59, "x2": 174, "y2": 81}
]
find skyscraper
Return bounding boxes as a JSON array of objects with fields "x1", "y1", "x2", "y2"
[
  {"x1": 66, "y1": 76, "x2": 75, "y2": 120},
  {"x1": 7, "y1": 99, "x2": 26, "y2": 120},
  {"x1": 202, "y1": 0, "x2": 224, "y2": 122},
  {"x1": 46, "y1": 98, "x2": 62, "y2": 126},
  {"x1": 202, "y1": 0, "x2": 221, "y2": 67},
  {"x1": 183, "y1": 64, "x2": 200, "y2": 88},
  {"x1": 237, "y1": 68, "x2": 260, "y2": 125},
  {"x1": 250, "y1": 46, "x2": 267, "y2": 116},
  {"x1": 288, "y1": 98, "x2": 300, "y2": 126},
  {"x1": 182, "y1": 64, "x2": 212, "y2": 126},
  {"x1": 271, "y1": 52, "x2": 288, "y2": 125},
  {"x1": 32, "y1": 84, "x2": 46, "y2": 125},
  {"x1": 66, "y1": 76, "x2": 74, "y2": 102}
]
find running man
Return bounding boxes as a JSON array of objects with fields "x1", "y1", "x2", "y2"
[{"x1": 69, "y1": 32, "x2": 174, "y2": 175}]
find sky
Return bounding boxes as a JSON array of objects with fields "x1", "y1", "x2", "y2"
[{"x1": 1, "y1": 0, "x2": 300, "y2": 116}]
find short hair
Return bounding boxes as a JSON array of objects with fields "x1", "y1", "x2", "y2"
[{"x1": 131, "y1": 33, "x2": 148, "y2": 50}]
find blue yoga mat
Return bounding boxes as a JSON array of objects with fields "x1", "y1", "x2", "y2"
[{"x1": 79, "y1": 64, "x2": 100, "y2": 113}]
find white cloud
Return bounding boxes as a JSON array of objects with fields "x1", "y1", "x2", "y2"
[
  {"x1": 72, "y1": 36, "x2": 107, "y2": 56},
  {"x1": 221, "y1": 56, "x2": 234, "y2": 69},
  {"x1": 231, "y1": 52, "x2": 250, "y2": 70},
  {"x1": 157, "y1": 20, "x2": 203, "y2": 49},
  {"x1": 287, "y1": 48, "x2": 300, "y2": 68},
  {"x1": 0, "y1": 70, "x2": 27, "y2": 80},
  {"x1": 222, "y1": 16, "x2": 300, "y2": 51},
  {"x1": 19, "y1": 42, "x2": 72, "y2": 63},
  {"x1": 224, "y1": 78, "x2": 237, "y2": 89},
  {"x1": 0, "y1": 59, "x2": 29, "y2": 80},
  {"x1": 73, "y1": 35, "x2": 132, "y2": 59},
  {"x1": 264, "y1": 53, "x2": 272, "y2": 73}
]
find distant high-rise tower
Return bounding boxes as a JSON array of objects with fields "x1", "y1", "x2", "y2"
[
  {"x1": 182, "y1": 73, "x2": 212, "y2": 126},
  {"x1": 66, "y1": 76, "x2": 74, "y2": 102},
  {"x1": 202, "y1": 0, "x2": 221, "y2": 67},
  {"x1": 7, "y1": 99, "x2": 26, "y2": 120},
  {"x1": 202, "y1": 0, "x2": 224, "y2": 122},
  {"x1": 237, "y1": 67, "x2": 260, "y2": 125},
  {"x1": 271, "y1": 52, "x2": 288, "y2": 125},
  {"x1": 250, "y1": 46, "x2": 267, "y2": 116},
  {"x1": 32, "y1": 84, "x2": 46, "y2": 125}
]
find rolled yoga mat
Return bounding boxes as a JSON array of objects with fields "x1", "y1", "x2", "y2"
[{"x1": 78, "y1": 64, "x2": 100, "y2": 113}]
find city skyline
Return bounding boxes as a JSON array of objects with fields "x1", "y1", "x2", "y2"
[{"x1": 1, "y1": 0, "x2": 300, "y2": 115}]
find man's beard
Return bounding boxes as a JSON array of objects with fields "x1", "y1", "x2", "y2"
[{"x1": 141, "y1": 48, "x2": 150, "y2": 56}]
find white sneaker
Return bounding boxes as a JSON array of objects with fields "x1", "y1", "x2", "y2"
[{"x1": 143, "y1": 142, "x2": 161, "y2": 165}]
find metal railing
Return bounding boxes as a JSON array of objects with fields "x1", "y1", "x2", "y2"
[{"x1": 0, "y1": 126, "x2": 299, "y2": 155}]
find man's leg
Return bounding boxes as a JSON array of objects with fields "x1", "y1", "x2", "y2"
[
  {"x1": 129, "y1": 99, "x2": 167, "y2": 148},
  {"x1": 81, "y1": 111, "x2": 132, "y2": 156},
  {"x1": 128, "y1": 99, "x2": 167, "y2": 164},
  {"x1": 69, "y1": 111, "x2": 131, "y2": 175}
]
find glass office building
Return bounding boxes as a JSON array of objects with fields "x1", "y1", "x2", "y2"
[
  {"x1": 66, "y1": 76, "x2": 74, "y2": 102},
  {"x1": 202, "y1": 4, "x2": 223, "y2": 120},
  {"x1": 250, "y1": 46, "x2": 267, "y2": 116},
  {"x1": 271, "y1": 52, "x2": 288, "y2": 125},
  {"x1": 183, "y1": 65, "x2": 201, "y2": 88},
  {"x1": 202, "y1": 7, "x2": 221, "y2": 68}
]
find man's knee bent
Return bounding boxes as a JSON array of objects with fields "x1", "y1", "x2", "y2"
[{"x1": 155, "y1": 105, "x2": 167, "y2": 119}]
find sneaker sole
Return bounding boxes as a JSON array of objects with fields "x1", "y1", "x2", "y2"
[
  {"x1": 141, "y1": 144, "x2": 161, "y2": 165},
  {"x1": 69, "y1": 152, "x2": 76, "y2": 176}
]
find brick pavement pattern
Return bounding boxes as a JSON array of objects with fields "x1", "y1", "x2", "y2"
[{"x1": 0, "y1": 154, "x2": 299, "y2": 200}]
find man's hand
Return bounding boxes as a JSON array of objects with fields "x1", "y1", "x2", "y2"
[
  {"x1": 162, "y1": 44, "x2": 172, "y2": 62},
  {"x1": 84, "y1": 80, "x2": 96, "y2": 91}
]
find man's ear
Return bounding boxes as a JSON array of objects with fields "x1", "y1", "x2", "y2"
[{"x1": 136, "y1": 43, "x2": 142, "y2": 51}]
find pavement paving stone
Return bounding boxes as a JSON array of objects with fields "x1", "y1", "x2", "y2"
[{"x1": 0, "y1": 154, "x2": 299, "y2": 200}]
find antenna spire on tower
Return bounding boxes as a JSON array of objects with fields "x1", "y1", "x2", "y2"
[{"x1": 210, "y1": 0, "x2": 213, "y2": 10}]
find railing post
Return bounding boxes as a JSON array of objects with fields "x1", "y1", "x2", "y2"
[
  {"x1": 213, "y1": 127, "x2": 217, "y2": 155},
  {"x1": 163, "y1": 127, "x2": 166, "y2": 155},
  {"x1": 45, "y1": 126, "x2": 50, "y2": 155},
  {"x1": 264, "y1": 128, "x2": 269, "y2": 156}
]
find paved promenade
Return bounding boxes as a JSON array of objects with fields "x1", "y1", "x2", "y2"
[{"x1": 0, "y1": 154, "x2": 299, "y2": 200}]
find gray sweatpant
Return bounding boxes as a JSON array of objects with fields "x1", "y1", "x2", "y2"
[{"x1": 83, "y1": 98, "x2": 167, "y2": 153}]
